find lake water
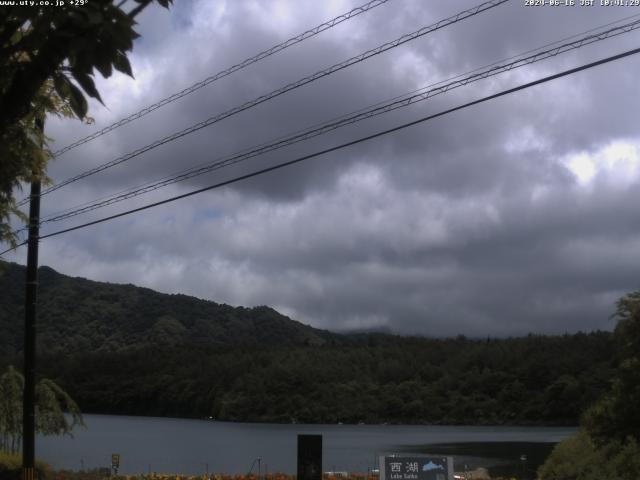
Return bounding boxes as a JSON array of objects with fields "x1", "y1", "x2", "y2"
[{"x1": 37, "y1": 414, "x2": 576, "y2": 476}]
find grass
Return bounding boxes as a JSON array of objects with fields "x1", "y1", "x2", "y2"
[
  {"x1": 0, "y1": 451, "x2": 52, "y2": 479},
  {"x1": 47, "y1": 473, "x2": 380, "y2": 480}
]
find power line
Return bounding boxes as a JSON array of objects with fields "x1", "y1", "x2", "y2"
[
  {"x1": 33, "y1": 0, "x2": 509, "y2": 200},
  {"x1": 10, "y1": 12, "x2": 640, "y2": 238},
  {"x1": 36, "y1": 12, "x2": 640, "y2": 225},
  {"x1": 3, "y1": 44, "x2": 638, "y2": 257},
  {"x1": 22, "y1": 0, "x2": 509, "y2": 205},
  {"x1": 34, "y1": 17, "x2": 640, "y2": 225},
  {"x1": 21, "y1": 11, "x2": 640, "y2": 226},
  {"x1": 50, "y1": 0, "x2": 392, "y2": 158}
]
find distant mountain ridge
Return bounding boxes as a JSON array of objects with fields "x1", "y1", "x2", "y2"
[
  {"x1": 0, "y1": 262, "x2": 617, "y2": 426},
  {"x1": 0, "y1": 261, "x2": 336, "y2": 355}
]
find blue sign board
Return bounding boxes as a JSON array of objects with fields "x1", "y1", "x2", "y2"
[{"x1": 380, "y1": 456, "x2": 453, "y2": 480}]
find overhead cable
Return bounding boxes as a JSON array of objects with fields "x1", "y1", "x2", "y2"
[
  {"x1": 51, "y1": 0, "x2": 392, "y2": 158},
  {"x1": 35, "y1": 17, "x2": 640, "y2": 225},
  {"x1": 3, "y1": 44, "x2": 638, "y2": 257},
  {"x1": 22, "y1": 0, "x2": 509, "y2": 206},
  {"x1": 37, "y1": 12, "x2": 640, "y2": 224}
]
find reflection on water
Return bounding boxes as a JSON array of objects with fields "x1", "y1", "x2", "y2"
[{"x1": 37, "y1": 414, "x2": 574, "y2": 475}]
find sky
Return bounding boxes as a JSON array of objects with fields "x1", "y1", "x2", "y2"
[{"x1": 5, "y1": 0, "x2": 640, "y2": 336}]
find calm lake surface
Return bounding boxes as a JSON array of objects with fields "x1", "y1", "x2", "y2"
[{"x1": 37, "y1": 414, "x2": 576, "y2": 476}]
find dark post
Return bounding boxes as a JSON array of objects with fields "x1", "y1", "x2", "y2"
[
  {"x1": 22, "y1": 116, "x2": 43, "y2": 480},
  {"x1": 297, "y1": 434, "x2": 322, "y2": 480}
]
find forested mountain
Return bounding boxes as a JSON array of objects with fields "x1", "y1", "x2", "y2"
[
  {"x1": 0, "y1": 261, "x2": 334, "y2": 355},
  {"x1": 27, "y1": 333, "x2": 614, "y2": 426},
  {"x1": 0, "y1": 261, "x2": 617, "y2": 425}
]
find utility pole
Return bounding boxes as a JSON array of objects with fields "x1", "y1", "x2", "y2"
[{"x1": 22, "y1": 115, "x2": 43, "y2": 480}]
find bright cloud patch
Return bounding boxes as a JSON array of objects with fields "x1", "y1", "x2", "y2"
[
  {"x1": 6, "y1": 1, "x2": 640, "y2": 337},
  {"x1": 564, "y1": 140, "x2": 640, "y2": 187}
]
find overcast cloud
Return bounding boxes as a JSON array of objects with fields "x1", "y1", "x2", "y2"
[{"x1": 4, "y1": 0, "x2": 640, "y2": 336}]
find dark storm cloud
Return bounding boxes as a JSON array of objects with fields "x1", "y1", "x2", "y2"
[{"x1": 7, "y1": 0, "x2": 640, "y2": 336}]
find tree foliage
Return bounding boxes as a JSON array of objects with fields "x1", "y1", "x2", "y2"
[
  {"x1": 0, "y1": 262, "x2": 618, "y2": 427},
  {"x1": 0, "y1": 366, "x2": 22, "y2": 454},
  {"x1": 539, "y1": 290, "x2": 640, "y2": 480},
  {"x1": 582, "y1": 290, "x2": 640, "y2": 445},
  {"x1": 0, "y1": 365, "x2": 84, "y2": 454},
  {"x1": 0, "y1": 0, "x2": 172, "y2": 246},
  {"x1": 538, "y1": 430, "x2": 640, "y2": 480},
  {"x1": 0, "y1": 262, "x2": 331, "y2": 356},
  {"x1": 0, "y1": 77, "x2": 77, "y2": 248},
  {"x1": 18, "y1": 332, "x2": 614, "y2": 426}
]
